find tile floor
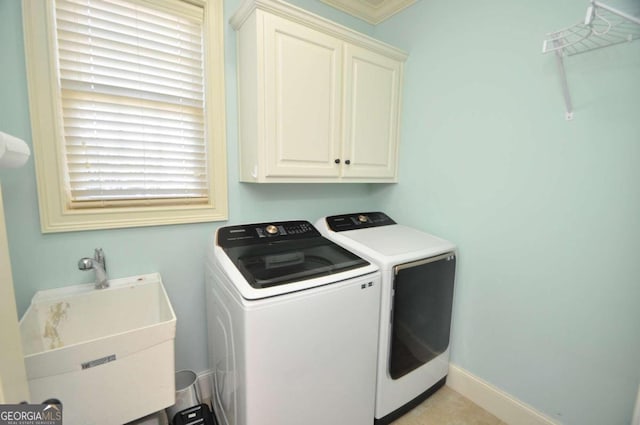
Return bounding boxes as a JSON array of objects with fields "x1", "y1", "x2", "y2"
[
  {"x1": 391, "y1": 386, "x2": 507, "y2": 425},
  {"x1": 131, "y1": 386, "x2": 503, "y2": 425}
]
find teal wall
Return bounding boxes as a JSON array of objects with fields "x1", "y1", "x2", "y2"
[
  {"x1": 372, "y1": 0, "x2": 640, "y2": 424},
  {"x1": 0, "y1": 0, "x2": 376, "y2": 374},
  {"x1": 2, "y1": 0, "x2": 639, "y2": 424}
]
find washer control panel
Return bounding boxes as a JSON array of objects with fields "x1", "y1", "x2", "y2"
[
  {"x1": 218, "y1": 220, "x2": 320, "y2": 247},
  {"x1": 325, "y1": 212, "x2": 396, "y2": 232}
]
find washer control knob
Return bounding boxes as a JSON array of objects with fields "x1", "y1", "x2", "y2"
[
  {"x1": 265, "y1": 224, "x2": 279, "y2": 235},
  {"x1": 358, "y1": 215, "x2": 368, "y2": 223}
]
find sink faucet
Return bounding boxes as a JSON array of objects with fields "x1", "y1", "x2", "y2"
[{"x1": 78, "y1": 248, "x2": 109, "y2": 289}]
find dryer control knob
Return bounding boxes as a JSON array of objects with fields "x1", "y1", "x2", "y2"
[
  {"x1": 358, "y1": 215, "x2": 368, "y2": 223},
  {"x1": 265, "y1": 224, "x2": 279, "y2": 235}
]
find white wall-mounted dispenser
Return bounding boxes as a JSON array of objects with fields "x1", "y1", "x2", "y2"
[{"x1": 0, "y1": 131, "x2": 30, "y2": 168}]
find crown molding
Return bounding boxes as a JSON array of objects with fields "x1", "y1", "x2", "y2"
[
  {"x1": 230, "y1": 0, "x2": 408, "y2": 60},
  {"x1": 320, "y1": 0, "x2": 416, "y2": 25}
]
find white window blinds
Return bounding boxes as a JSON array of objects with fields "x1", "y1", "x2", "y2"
[{"x1": 55, "y1": 0, "x2": 208, "y2": 205}]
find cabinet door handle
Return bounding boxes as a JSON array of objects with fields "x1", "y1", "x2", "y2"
[
  {"x1": 334, "y1": 159, "x2": 341, "y2": 164},
  {"x1": 345, "y1": 159, "x2": 351, "y2": 165}
]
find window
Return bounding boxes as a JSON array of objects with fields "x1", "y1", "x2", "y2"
[{"x1": 22, "y1": 0, "x2": 227, "y2": 232}]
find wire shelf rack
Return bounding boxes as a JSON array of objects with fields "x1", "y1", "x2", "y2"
[
  {"x1": 543, "y1": 1, "x2": 640, "y2": 56},
  {"x1": 542, "y1": 1, "x2": 640, "y2": 120}
]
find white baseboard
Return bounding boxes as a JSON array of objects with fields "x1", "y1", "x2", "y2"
[{"x1": 447, "y1": 364, "x2": 561, "y2": 425}]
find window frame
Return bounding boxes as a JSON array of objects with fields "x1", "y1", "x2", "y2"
[{"x1": 22, "y1": 0, "x2": 228, "y2": 233}]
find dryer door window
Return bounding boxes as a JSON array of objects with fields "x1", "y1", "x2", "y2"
[{"x1": 389, "y1": 253, "x2": 456, "y2": 380}]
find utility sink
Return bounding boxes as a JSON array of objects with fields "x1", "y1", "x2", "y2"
[{"x1": 19, "y1": 273, "x2": 177, "y2": 425}]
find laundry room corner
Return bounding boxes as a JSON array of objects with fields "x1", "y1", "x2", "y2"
[{"x1": 372, "y1": 0, "x2": 640, "y2": 424}]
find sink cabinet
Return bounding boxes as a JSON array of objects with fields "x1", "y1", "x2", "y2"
[{"x1": 231, "y1": 0, "x2": 407, "y2": 183}]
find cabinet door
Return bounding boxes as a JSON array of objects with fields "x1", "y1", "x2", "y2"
[
  {"x1": 342, "y1": 45, "x2": 401, "y2": 180},
  {"x1": 263, "y1": 15, "x2": 343, "y2": 178}
]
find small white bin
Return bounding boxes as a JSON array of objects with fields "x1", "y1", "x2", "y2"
[{"x1": 166, "y1": 370, "x2": 201, "y2": 422}]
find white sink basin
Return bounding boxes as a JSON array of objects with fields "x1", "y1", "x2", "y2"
[{"x1": 19, "y1": 273, "x2": 176, "y2": 425}]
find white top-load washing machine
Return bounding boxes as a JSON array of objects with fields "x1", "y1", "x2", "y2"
[
  {"x1": 206, "y1": 220, "x2": 381, "y2": 425},
  {"x1": 316, "y1": 212, "x2": 457, "y2": 425}
]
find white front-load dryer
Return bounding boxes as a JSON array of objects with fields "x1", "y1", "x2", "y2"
[
  {"x1": 206, "y1": 220, "x2": 381, "y2": 425},
  {"x1": 316, "y1": 212, "x2": 457, "y2": 424}
]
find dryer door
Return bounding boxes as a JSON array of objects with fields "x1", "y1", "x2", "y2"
[{"x1": 389, "y1": 252, "x2": 456, "y2": 379}]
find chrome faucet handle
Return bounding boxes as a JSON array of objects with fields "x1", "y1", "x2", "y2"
[
  {"x1": 78, "y1": 257, "x2": 94, "y2": 270},
  {"x1": 78, "y1": 248, "x2": 109, "y2": 289}
]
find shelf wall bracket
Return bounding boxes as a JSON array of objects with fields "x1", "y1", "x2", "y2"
[{"x1": 553, "y1": 44, "x2": 574, "y2": 121}]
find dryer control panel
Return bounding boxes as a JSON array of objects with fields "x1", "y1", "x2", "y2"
[{"x1": 325, "y1": 212, "x2": 396, "y2": 232}]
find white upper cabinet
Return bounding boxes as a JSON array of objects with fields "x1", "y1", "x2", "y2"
[
  {"x1": 342, "y1": 44, "x2": 401, "y2": 180},
  {"x1": 263, "y1": 15, "x2": 343, "y2": 178},
  {"x1": 231, "y1": 0, "x2": 407, "y2": 183}
]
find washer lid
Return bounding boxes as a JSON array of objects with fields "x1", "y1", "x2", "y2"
[{"x1": 217, "y1": 221, "x2": 370, "y2": 289}]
